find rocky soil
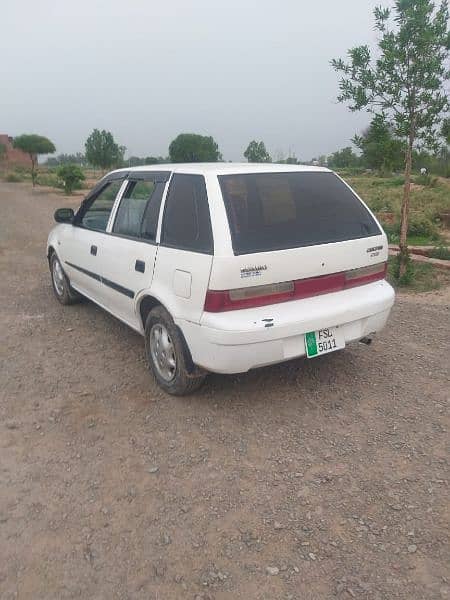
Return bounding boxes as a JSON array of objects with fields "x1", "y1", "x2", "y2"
[{"x1": 1, "y1": 182, "x2": 449, "y2": 599}]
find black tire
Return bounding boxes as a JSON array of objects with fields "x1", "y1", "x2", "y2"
[
  {"x1": 145, "y1": 306, "x2": 206, "y2": 395},
  {"x1": 49, "y1": 253, "x2": 81, "y2": 305}
]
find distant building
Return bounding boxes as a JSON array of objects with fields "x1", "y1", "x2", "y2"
[{"x1": 0, "y1": 134, "x2": 32, "y2": 168}]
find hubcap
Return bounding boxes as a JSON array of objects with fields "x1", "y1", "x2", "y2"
[
  {"x1": 150, "y1": 324, "x2": 177, "y2": 382},
  {"x1": 52, "y1": 259, "x2": 65, "y2": 296}
]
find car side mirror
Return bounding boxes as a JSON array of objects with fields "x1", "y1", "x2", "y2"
[{"x1": 54, "y1": 208, "x2": 74, "y2": 223}]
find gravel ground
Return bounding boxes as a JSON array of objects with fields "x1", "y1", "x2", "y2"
[{"x1": 1, "y1": 182, "x2": 449, "y2": 600}]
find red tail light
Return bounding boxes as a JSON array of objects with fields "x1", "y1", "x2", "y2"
[
  {"x1": 344, "y1": 261, "x2": 387, "y2": 288},
  {"x1": 204, "y1": 262, "x2": 387, "y2": 312}
]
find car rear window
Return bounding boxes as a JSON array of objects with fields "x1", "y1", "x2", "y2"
[{"x1": 218, "y1": 172, "x2": 381, "y2": 255}]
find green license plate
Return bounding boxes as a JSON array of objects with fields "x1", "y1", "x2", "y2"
[{"x1": 305, "y1": 327, "x2": 345, "y2": 358}]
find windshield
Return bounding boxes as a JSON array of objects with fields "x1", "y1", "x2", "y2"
[{"x1": 218, "y1": 172, "x2": 381, "y2": 255}]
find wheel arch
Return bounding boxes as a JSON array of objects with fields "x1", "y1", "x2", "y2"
[
  {"x1": 138, "y1": 293, "x2": 200, "y2": 375},
  {"x1": 138, "y1": 294, "x2": 163, "y2": 331}
]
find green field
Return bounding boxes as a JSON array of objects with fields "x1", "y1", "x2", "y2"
[{"x1": 345, "y1": 173, "x2": 450, "y2": 220}]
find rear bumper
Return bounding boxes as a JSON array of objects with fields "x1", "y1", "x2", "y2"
[{"x1": 177, "y1": 280, "x2": 395, "y2": 374}]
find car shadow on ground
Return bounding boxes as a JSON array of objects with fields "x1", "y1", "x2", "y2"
[{"x1": 53, "y1": 286, "x2": 370, "y2": 412}]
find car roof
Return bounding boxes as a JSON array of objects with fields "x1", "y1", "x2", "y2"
[{"x1": 110, "y1": 162, "x2": 331, "y2": 176}]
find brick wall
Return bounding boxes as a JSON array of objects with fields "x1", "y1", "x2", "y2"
[{"x1": 0, "y1": 134, "x2": 33, "y2": 168}]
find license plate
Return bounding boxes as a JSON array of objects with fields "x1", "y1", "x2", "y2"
[{"x1": 305, "y1": 326, "x2": 345, "y2": 358}]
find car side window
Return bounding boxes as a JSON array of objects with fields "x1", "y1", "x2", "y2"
[
  {"x1": 161, "y1": 174, "x2": 213, "y2": 254},
  {"x1": 81, "y1": 180, "x2": 123, "y2": 231},
  {"x1": 141, "y1": 183, "x2": 165, "y2": 242},
  {"x1": 113, "y1": 180, "x2": 155, "y2": 238}
]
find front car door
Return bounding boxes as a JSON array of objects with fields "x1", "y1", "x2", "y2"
[
  {"x1": 96, "y1": 171, "x2": 170, "y2": 331},
  {"x1": 59, "y1": 173, "x2": 126, "y2": 300}
]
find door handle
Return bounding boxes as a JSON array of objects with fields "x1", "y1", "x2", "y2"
[
  {"x1": 90, "y1": 245, "x2": 97, "y2": 256},
  {"x1": 135, "y1": 260, "x2": 145, "y2": 273}
]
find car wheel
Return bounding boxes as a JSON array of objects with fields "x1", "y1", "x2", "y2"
[
  {"x1": 50, "y1": 253, "x2": 81, "y2": 305},
  {"x1": 145, "y1": 306, "x2": 206, "y2": 396}
]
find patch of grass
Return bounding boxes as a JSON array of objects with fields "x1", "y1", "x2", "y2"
[
  {"x1": 37, "y1": 171, "x2": 62, "y2": 188},
  {"x1": 347, "y1": 173, "x2": 450, "y2": 218},
  {"x1": 366, "y1": 194, "x2": 394, "y2": 212},
  {"x1": 413, "y1": 173, "x2": 438, "y2": 188},
  {"x1": 387, "y1": 255, "x2": 450, "y2": 292},
  {"x1": 4, "y1": 172, "x2": 24, "y2": 183},
  {"x1": 382, "y1": 221, "x2": 442, "y2": 246},
  {"x1": 371, "y1": 176, "x2": 405, "y2": 188},
  {"x1": 407, "y1": 235, "x2": 442, "y2": 246},
  {"x1": 428, "y1": 246, "x2": 450, "y2": 260}
]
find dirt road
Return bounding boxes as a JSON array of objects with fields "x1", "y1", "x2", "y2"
[{"x1": 1, "y1": 182, "x2": 449, "y2": 600}]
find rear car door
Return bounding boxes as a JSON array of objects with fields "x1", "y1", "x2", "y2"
[
  {"x1": 96, "y1": 171, "x2": 169, "y2": 330},
  {"x1": 151, "y1": 173, "x2": 214, "y2": 324},
  {"x1": 60, "y1": 175, "x2": 126, "y2": 299}
]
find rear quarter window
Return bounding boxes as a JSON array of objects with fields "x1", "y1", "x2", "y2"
[
  {"x1": 218, "y1": 172, "x2": 381, "y2": 255},
  {"x1": 161, "y1": 174, "x2": 213, "y2": 254}
]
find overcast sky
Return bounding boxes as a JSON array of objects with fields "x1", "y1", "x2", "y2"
[{"x1": 1, "y1": 0, "x2": 395, "y2": 161}]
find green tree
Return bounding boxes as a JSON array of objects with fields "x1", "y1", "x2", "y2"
[
  {"x1": 169, "y1": 133, "x2": 222, "y2": 163},
  {"x1": 0, "y1": 143, "x2": 6, "y2": 162},
  {"x1": 331, "y1": 0, "x2": 449, "y2": 277},
  {"x1": 85, "y1": 129, "x2": 122, "y2": 170},
  {"x1": 56, "y1": 164, "x2": 86, "y2": 194},
  {"x1": 46, "y1": 153, "x2": 85, "y2": 167},
  {"x1": 442, "y1": 119, "x2": 450, "y2": 146},
  {"x1": 327, "y1": 147, "x2": 359, "y2": 169},
  {"x1": 13, "y1": 134, "x2": 56, "y2": 186},
  {"x1": 244, "y1": 140, "x2": 272, "y2": 162},
  {"x1": 353, "y1": 115, "x2": 404, "y2": 172}
]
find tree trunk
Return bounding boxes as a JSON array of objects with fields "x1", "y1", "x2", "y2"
[
  {"x1": 30, "y1": 154, "x2": 37, "y2": 187},
  {"x1": 399, "y1": 132, "x2": 414, "y2": 278}
]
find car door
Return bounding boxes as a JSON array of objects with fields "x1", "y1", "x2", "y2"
[
  {"x1": 96, "y1": 171, "x2": 170, "y2": 330},
  {"x1": 151, "y1": 173, "x2": 214, "y2": 324},
  {"x1": 59, "y1": 175, "x2": 126, "y2": 300}
]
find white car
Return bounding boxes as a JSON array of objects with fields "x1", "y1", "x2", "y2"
[{"x1": 48, "y1": 163, "x2": 395, "y2": 395}]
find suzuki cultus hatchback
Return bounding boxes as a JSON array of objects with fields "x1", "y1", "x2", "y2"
[{"x1": 48, "y1": 164, "x2": 395, "y2": 394}]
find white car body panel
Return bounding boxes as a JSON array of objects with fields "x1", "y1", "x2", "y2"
[
  {"x1": 94, "y1": 233, "x2": 157, "y2": 330},
  {"x1": 184, "y1": 280, "x2": 394, "y2": 373},
  {"x1": 47, "y1": 163, "x2": 395, "y2": 374}
]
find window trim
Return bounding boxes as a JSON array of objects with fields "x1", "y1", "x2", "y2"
[
  {"x1": 73, "y1": 176, "x2": 128, "y2": 232},
  {"x1": 110, "y1": 179, "x2": 166, "y2": 244},
  {"x1": 217, "y1": 171, "x2": 382, "y2": 256},
  {"x1": 160, "y1": 173, "x2": 214, "y2": 256},
  {"x1": 111, "y1": 179, "x2": 156, "y2": 239},
  {"x1": 73, "y1": 170, "x2": 171, "y2": 239}
]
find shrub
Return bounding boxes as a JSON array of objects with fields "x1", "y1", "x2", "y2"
[
  {"x1": 382, "y1": 213, "x2": 441, "y2": 244},
  {"x1": 383, "y1": 222, "x2": 400, "y2": 243},
  {"x1": 37, "y1": 172, "x2": 61, "y2": 188},
  {"x1": 389, "y1": 251, "x2": 414, "y2": 285},
  {"x1": 56, "y1": 164, "x2": 86, "y2": 194},
  {"x1": 414, "y1": 173, "x2": 438, "y2": 187},
  {"x1": 407, "y1": 214, "x2": 440, "y2": 240},
  {"x1": 336, "y1": 166, "x2": 366, "y2": 176},
  {"x1": 368, "y1": 194, "x2": 394, "y2": 212},
  {"x1": 428, "y1": 246, "x2": 450, "y2": 260},
  {"x1": 5, "y1": 172, "x2": 23, "y2": 183}
]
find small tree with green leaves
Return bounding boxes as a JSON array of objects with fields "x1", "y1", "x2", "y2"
[
  {"x1": 0, "y1": 143, "x2": 6, "y2": 163},
  {"x1": 169, "y1": 133, "x2": 222, "y2": 162},
  {"x1": 85, "y1": 129, "x2": 122, "y2": 171},
  {"x1": 327, "y1": 147, "x2": 360, "y2": 169},
  {"x1": 244, "y1": 140, "x2": 272, "y2": 162},
  {"x1": 331, "y1": 0, "x2": 449, "y2": 277},
  {"x1": 442, "y1": 118, "x2": 450, "y2": 146},
  {"x1": 13, "y1": 134, "x2": 56, "y2": 186},
  {"x1": 56, "y1": 164, "x2": 86, "y2": 194},
  {"x1": 353, "y1": 115, "x2": 405, "y2": 172}
]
